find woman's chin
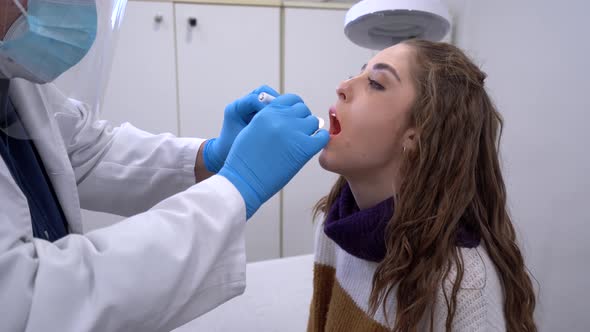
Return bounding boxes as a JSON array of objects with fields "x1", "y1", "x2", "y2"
[
  {"x1": 318, "y1": 150, "x2": 332, "y2": 171},
  {"x1": 318, "y1": 149, "x2": 341, "y2": 174}
]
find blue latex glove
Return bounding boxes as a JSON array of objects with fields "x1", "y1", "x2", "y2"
[
  {"x1": 219, "y1": 94, "x2": 330, "y2": 219},
  {"x1": 203, "y1": 85, "x2": 280, "y2": 173}
]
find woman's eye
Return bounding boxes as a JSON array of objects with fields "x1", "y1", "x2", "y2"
[{"x1": 368, "y1": 78, "x2": 385, "y2": 90}]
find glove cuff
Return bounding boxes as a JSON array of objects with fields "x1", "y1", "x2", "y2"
[
  {"x1": 218, "y1": 165, "x2": 262, "y2": 220},
  {"x1": 203, "y1": 138, "x2": 222, "y2": 173}
]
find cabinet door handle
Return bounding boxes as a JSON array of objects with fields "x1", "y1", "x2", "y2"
[
  {"x1": 154, "y1": 14, "x2": 163, "y2": 24},
  {"x1": 188, "y1": 17, "x2": 198, "y2": 28}
]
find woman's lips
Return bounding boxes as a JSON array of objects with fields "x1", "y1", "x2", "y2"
[{"x1": 329, "y1": 107, "x2": 341, "y2": 136}]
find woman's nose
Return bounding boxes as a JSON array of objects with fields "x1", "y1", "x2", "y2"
[{"x1": 336, "y1": 79, "x2": 350, "y2": 102}]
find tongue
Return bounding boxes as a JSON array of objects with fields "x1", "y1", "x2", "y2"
[{"x1": 332, "y1": 117, "x2": 341, "y2": 135}]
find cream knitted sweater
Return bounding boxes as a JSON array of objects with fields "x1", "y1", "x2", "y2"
[{"x1": 307, "y1": 226, "x2": 507, "y2": 331}]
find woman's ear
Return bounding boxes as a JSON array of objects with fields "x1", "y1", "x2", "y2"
[{"x1": 402, "y1": 127, "x2": 418, "y2": 152}]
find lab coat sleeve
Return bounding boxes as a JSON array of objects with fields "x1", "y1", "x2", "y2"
[
  {"x1": 0, "y1": 175, "x2": 248, "y2": 332},
  {"x1": 52, "y1": 87, "x2": 205, "y2": 217}
]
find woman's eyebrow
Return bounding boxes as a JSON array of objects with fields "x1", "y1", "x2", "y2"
[{"x1": 373, "y1": 63, "x2": 402, "y2": 82}]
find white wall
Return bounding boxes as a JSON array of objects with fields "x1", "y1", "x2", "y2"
[{"x1": 446, "y1": 0, "x2": 590, "y2": 330}]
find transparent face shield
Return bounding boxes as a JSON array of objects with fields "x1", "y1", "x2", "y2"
[
  {"x1": 0, "y1": 0, "x2": 127, "y2": 139},
  {"x1": 53, "y1": 0, "x2": 127, "y2": 115}
]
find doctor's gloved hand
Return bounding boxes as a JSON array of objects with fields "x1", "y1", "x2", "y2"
[
  {"x1": 218, "y1": 94, "x2": 330, "y2": 219},
  {"x1": 203, "y1": 85, "x2": 279, "y2": 173}
]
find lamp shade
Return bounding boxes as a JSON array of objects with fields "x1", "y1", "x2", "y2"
[{"x1": 345, "y1": 0, "x2": 451, "y2": 50}]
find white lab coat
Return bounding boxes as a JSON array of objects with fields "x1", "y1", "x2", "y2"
[{"x1": 0, "y1": 78, "x2": 247, "y2": 332}]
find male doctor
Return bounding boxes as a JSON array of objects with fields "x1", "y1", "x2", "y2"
[{"x1": 0, "y1": 0, "x2": 329, "y2": 331}]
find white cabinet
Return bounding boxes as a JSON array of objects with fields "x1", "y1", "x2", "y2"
[
  {"x1": 80, "y1": 1, "x2": 180, "y2": 232},
  {"x1": 282, "y1": 8, "x2": 373, "y2": 257},
  {"x1": 102, "y1": 0, "x2": 179, "y2": 134},
  {"x1": 175, "y1": 4, "x2": 281, "y2": 261}
]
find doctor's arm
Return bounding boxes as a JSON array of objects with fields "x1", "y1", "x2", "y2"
[
  {"x1": 0, "y1": 173, "x2": 248, "y2": 332},
  {"x1": 0, "y1": 93, "x2": 329, "y2": 332},
  {"x1": 55, "y1": 84, "x2": 277, "y2": 217}
]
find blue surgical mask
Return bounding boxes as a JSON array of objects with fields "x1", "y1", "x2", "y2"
[{"x1": 0, "y1": 0, "x2": 97, "y2": 84}]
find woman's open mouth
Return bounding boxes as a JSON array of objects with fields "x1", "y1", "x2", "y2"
[{"x1": 329, "y1": 107, "x2": 341, "y2": 136}]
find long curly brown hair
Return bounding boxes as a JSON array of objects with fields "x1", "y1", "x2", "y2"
[{"x1": 314, "y1": 40, "x2": 536, "y2": 331}]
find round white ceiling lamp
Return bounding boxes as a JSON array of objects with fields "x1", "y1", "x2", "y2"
[{"x1": 345, "y1": 0, "x2": 452, "y2": 50}]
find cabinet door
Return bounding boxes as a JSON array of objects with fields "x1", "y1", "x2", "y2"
[
  {"x1": 80, "y1": 1, "x2": 180, "y2": 231},
  {"x1": 101, "y1": 0, "x2": 179, "y2": 134},
  {"x1": 283, "y1": 8, "x2": 373, "y2": 257},
  {"x1": 175, "y1": 4, "x2": 281, "y2": 262}
]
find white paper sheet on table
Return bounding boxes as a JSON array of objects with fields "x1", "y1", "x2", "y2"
[{"x1": 174, "y1": 254, "x2": 315, "y2": 332}]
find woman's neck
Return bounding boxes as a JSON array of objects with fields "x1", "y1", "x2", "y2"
[{"x1": 345, "y1": 168, "x2": 399, "y2": 210}]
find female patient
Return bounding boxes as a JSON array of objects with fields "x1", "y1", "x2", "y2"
[{"x1": 308, "y1": 40, "x2": 536, "y2": 332}]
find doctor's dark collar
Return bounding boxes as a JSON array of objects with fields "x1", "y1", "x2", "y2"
[
  {"x1": 0, "y1": 79, "x2": 9, "y2": 95},
  {"x1": 0, "y1": 79, "x2": 12, "y2": 128},
  {"x1": 323, "y1": 183, "x2": 481, "y2": 262}
]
